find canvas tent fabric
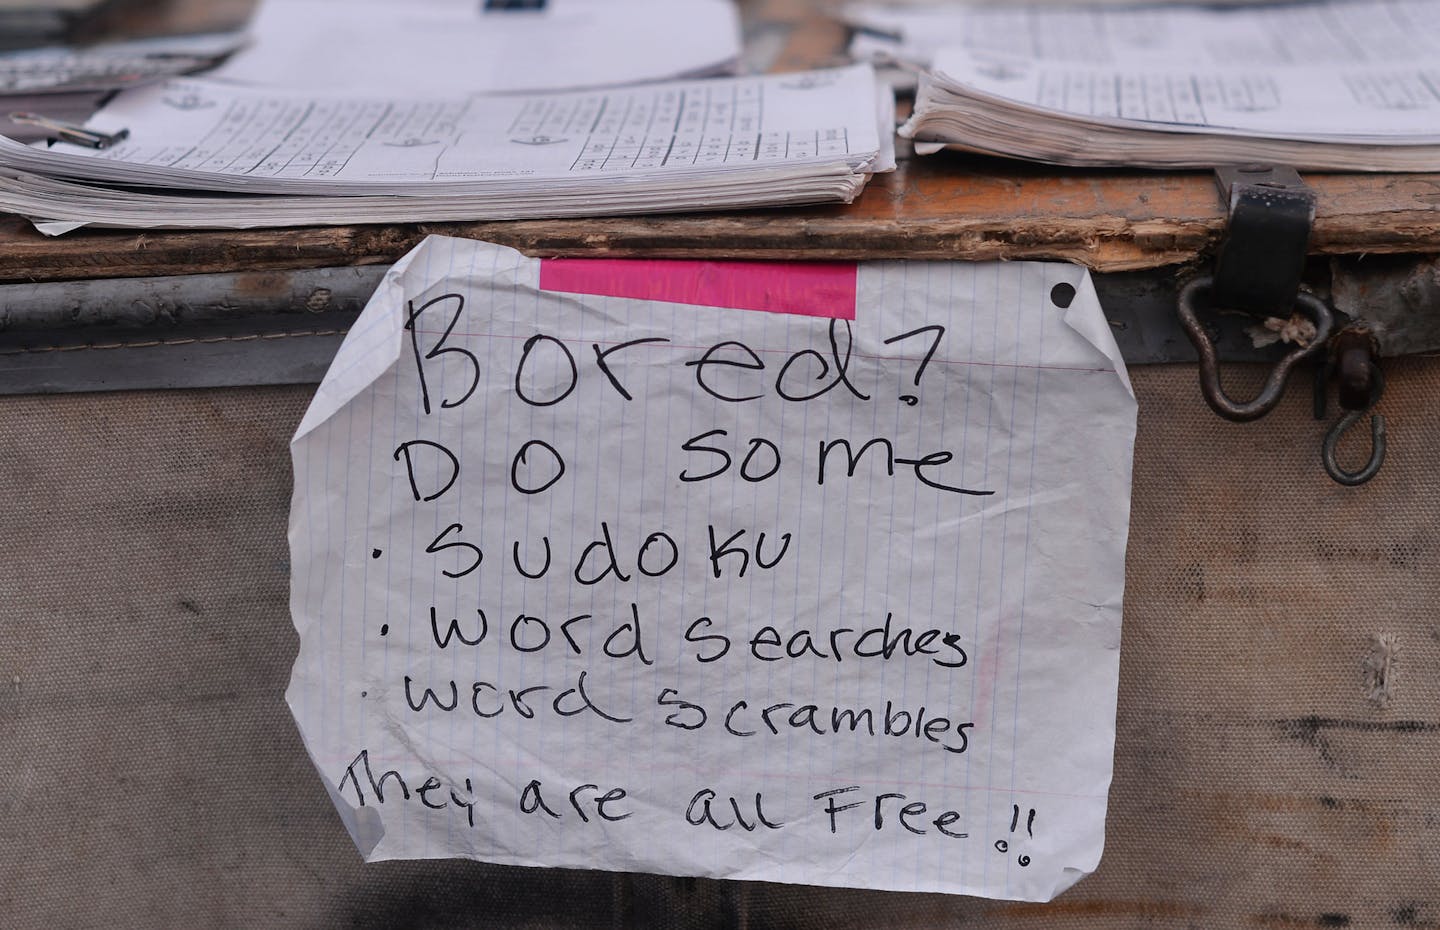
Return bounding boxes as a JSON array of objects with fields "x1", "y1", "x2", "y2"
[{"x1": 4, "y1": 363, "x2": 1439, "y2": 927}]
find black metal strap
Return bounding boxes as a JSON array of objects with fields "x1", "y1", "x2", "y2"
[{"x1": 1211, "y1": 166, "x2": 1316, "y2": 315}]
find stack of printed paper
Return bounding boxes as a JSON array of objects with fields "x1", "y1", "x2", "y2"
[
  {"x1": 885, "y1": 0, "x2": 1440, "y2": 171},
  {"x1": 212, "y1": 0, "x2": 744, "y2": 96},
  {"x1": 0, "y1": 65, "x2": 894, "y2": 233}
]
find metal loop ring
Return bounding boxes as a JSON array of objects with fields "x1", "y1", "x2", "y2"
[
  {"x1": 1177, "y1": 275, "x2": 1334, "y2": 423},
  {"x1": 1322, "y1": 360, "x2": 1386, "y2": 487}
]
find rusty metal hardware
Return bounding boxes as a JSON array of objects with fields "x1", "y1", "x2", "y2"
[
  {"x1": 1323, "y1": 406, "x2": 1386, "y2": 487},
  {"x1": 1314, "y1": 328, "x2": 1380, "y2": 416},
  {"x1": 1336, "y1": 339, "x2": 1377, "y2": 411},
  {"x1": 1212, "y1": 167, "x2": 1317, "y2": 316},
  {"x1": 1318, "y1": 332, "x2": 1386, "y2": 487},
  {"x1": 1177, "y1": 275, "x2": 1334, "y2": 422}
]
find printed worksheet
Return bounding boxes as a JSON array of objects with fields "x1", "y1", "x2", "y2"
[
  {"x1": 864, "y1": 0, "x2": 1440, "y2": 140},
  {"x1": 853, "y1": 0, "x2": 1440, "y2": 70},
  {"x1": 286, "y1": 236, "x2": 1137, "y2": 901},
  {"x1": 931, "y1": 56, "x2": 1440, "y2": 140},
  {"x1": 0, "y1": 66, "x2": 886, "y2": 194},
  {"x1": 213, "y1": 0, "x2": 741, "y2": 95}
]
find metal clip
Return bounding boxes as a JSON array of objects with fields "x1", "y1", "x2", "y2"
[
  {"x1": 1212, "y1": 166, "x2": 1316, "y2": 315},
  {"x1": 1319, "y1": 332, "x2": 1386, "y2": 486},
  {"x1": 1177, "y1": 275, "x2": 1333, "y2": 422},
  {"x1": 8, "y1": 112, "x2": 129, "y2": 150}
]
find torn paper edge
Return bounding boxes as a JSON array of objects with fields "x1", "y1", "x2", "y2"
[
  {"x1": 1053, "y1": 261, "x2": 1136, "y2": 899},
  {"x1": 293, "y1": 234, "x2": 448, "y2": 441},
  {"x1": 1063, "y1": 267, "x2": 1134, "y2": 400}
]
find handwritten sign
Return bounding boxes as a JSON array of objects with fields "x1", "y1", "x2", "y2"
[{"x1": 288, "y1": 236, "x2": 1136, "y2": 901}]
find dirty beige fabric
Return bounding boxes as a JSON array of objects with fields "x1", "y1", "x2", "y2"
[{"x1": 3, "y1": 364, "x2": 1438, "y2": 929}]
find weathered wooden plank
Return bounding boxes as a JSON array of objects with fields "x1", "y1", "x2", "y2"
[{"x1": 5, "y1": 159, "x2": 1440, "y2": 283}]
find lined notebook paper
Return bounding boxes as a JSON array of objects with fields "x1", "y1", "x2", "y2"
[{"x1": 288, "y1": 236, "x2": 1137, "y2": 902}]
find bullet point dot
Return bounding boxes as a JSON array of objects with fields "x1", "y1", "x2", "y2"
[
  {"x1": 371, "y1": 548, "x2": 383, "y2": 559},
  {"x1": 380, "y1": 624, "x2": 389, "y2": 636},
  {"x1": 361, "y1": 691, "x2": 368, "y2": 698}
]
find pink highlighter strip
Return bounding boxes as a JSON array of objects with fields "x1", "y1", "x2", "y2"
[{"x1": 539, "y1": 257, "x2": 858, "y2": 320}]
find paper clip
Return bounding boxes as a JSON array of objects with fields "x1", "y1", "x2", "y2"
[{"x1": 8, "y1": 112, "x2": 130, "y2": 150}]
